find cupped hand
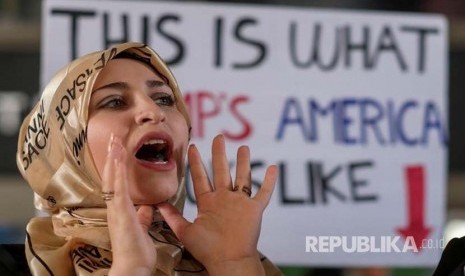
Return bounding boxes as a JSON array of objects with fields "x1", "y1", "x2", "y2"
[
  {"x1": 103, "y1": 135, "x2": 157, "y2": 276},
  {"x1": 157, "y1": 135, "x2": 278, "y2": 275}
]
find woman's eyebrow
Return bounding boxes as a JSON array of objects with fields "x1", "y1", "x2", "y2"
[
  {"x1": 93, "y1": 82, "x2": 129, "y2": 93},
  {"x1": 146, "y1": 80, "x2": 166, "y2": 88}
]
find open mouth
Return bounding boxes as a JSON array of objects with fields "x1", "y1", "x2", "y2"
[{"x1": 135, "y1": 139, "x2": 170, "y2": 163}]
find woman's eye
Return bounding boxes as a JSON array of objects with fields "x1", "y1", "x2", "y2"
[
  {"x1": 153, "y1": 94, "x2": 175, "y2": 106},
  {"x1": 100, "y1": 96, "x2": 126, "y2": 109}
]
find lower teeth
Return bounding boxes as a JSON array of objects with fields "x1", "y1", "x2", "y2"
[{"x1": 153, "y1": 153, "x2": 167, "y2": 163}]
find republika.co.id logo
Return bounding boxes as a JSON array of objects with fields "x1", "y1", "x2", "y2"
[{"x1": 305, "y1": 236, "x2": 445, "y2": 253}]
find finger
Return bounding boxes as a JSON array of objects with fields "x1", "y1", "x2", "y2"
[
  {"x1": 102, "y1": 134, "x2": 124, "y2": 206},
  {"x1": 254, "y1": 165, "x2": 278, "y2": 207},
  {"x1": 104, "y1": 135, "x2": 136, "y2": 226},
  {"x1": 109, "y1": 136, "x2": 132, "y2": 208},
  {"x1": 234, "y1": 145, "x2": 251, "y2": 190},
  {"x1": 102, "y1": 134, "x2": 117, "y2": 195},
  {"x1": 188, "y1": 144, "x2": 212, "y2": 198},
  {"x1": 157, "y1": 202, "x2": 191, "y2": 240},
  {"x1": 137, "y1": 205, "x2": 154, "y2": 233},
  {"x1": 211, "y1": 134, "x2": 232, "y2": 190}
]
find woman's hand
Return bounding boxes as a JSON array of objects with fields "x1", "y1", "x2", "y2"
[
  {"x1": 157, "y1": 135, "x2": 278, "y2": 275},
  {"x1": 103, "y1": 135, "x2": 157, "y2": 276}
]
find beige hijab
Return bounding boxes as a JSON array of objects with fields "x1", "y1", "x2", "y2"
[{"x1": 17, "y1": 42, "x2": 281, "y2": 275}]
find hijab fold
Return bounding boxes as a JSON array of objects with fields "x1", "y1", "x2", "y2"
[{"x1": 17, "y1": 42, "x2": 281, "y2": 275}]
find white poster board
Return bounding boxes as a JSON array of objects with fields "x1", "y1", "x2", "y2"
[{"x1": 42, "y1": 0, "x2": 448, "y2": 267}]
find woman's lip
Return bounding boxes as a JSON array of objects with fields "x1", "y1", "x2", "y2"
[
  {"x1": 136, "y1": 157, "x2": 176, "y2": 171},
  {"x1": 135, "y1": 131, "x2": 173, "y2": 150},
  {"x1": 134, "y1": 131, "x2": 175, "y2": 171},
  {"x1": 134, "y1": 131, "x2": 173, "y2": 156}
]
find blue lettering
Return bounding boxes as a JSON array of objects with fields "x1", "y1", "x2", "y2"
[
  {"x1": 387, "y1": 100, "x2": 398, "y2": 144},
  {"x1": 337, "y1": 98, "x2": 358, "y2": 144},
  {"x1": 275, "y1": 96, "x2": 447, "y2": 148},
  {"x1": 360, "y1": 98, "x2": 385, "y2": 145},
  {"x1": 276, "y1": 97, "x2": 307, "y2": 140},
  {"x1": 396, "y1": 100, "x2": 418, "y2": 145},
  {"x1": 421, "y1": 101, "x2": 448, "y2": 146},
  {"x1": 309, "y1": 100, "x2": 335, "y2": 142}
]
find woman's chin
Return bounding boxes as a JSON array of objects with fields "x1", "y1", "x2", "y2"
[
  {"x1": 128, "y1": 173, "x2": 180, "y2": 203},
  {"x1": 131, "y1": 188, "x2": 178, "y2": 205}
]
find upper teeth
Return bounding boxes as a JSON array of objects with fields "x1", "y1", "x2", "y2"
[{"x1": 143, "y1": 139, "x2": 166, "y2": 145}]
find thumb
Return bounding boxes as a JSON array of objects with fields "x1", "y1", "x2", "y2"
[
  {"x1": 157, "y1": 202, "x2": 190, "y2": 240},
  {"x1": 136, "y1": 205, "x2": 154, "y2": 233}
]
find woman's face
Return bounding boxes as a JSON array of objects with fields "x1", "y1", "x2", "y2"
[{"x1": 87, "y1": 58, "x2": 189, "y2": 204}]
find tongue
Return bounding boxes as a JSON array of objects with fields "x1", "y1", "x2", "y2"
[
  {"x1": 136, "y1": 144, "x2": 168, "y2": 163},
  {"x1": 148, "y1": 152, "x2": 167, "y2": 163}
]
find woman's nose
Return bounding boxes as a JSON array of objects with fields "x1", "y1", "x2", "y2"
[{"x1": 134, "y1": 100, "x2": 166, "y2": 125}]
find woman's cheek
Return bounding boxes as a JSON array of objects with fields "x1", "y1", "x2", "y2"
[{"x1": 86, "y1": 121, "x2": 109, "y2": 178}]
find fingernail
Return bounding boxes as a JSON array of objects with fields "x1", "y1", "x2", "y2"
[
  {"x1": 108, "y1": 135, "x2": 123, "y2": 159},
  {"x1": 108, "y1": 133, "x2": 115, "y2": 153},
  {"x1": 219, "y1": 134, "x2": 226, "y2": 149},
  {"x1": 188, "y1": 144, "x2": 197, "y2": 155}
]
